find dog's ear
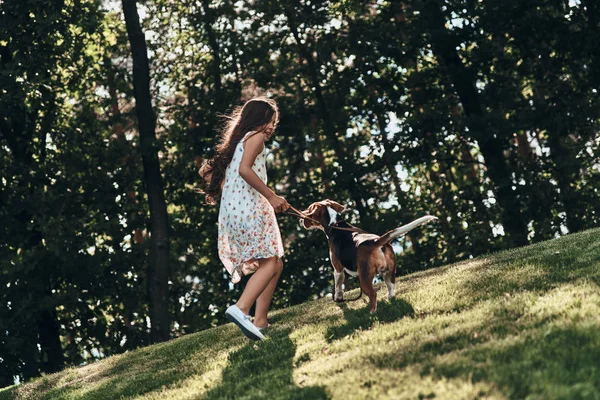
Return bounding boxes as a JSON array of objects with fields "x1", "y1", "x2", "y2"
[
  {"x1": 324, "y1": 200, "x2": 345, "y2": 213},
  {"x1": 301, "y1": 203, "x2": 319, "y2": 229},
  {"x1": 301, "y1": 216, "x2": 313, "y2": 229}
]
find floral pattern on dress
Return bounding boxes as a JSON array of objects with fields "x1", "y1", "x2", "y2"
[{"x1": 217, "y1": 131, "x2": 284, "y2": 283}]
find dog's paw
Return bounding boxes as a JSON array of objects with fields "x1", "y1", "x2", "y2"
[
  {"x1": 334, "y1": 294, "x2": 344, "y2": 302},
  {"x1": 387, "y1": 288, "x2": 395, "y2": 300}
]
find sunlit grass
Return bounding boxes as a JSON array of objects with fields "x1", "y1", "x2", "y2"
[{"x1": 1, "y1": 228, "x2": 599, "y2": 399}]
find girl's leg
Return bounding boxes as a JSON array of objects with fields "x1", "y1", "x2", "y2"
[
  {"x1": 236, "y1": 256, "x2": 282, "y2": 315},
  {"x1": 254, "y1": 258, "x2": 283, "y2": 328}
]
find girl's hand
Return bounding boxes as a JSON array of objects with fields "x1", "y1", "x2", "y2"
[{"x1": 269, "y1": 194, "x2": 289, "y2": 213}]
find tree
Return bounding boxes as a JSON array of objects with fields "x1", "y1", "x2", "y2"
[
  {"x1": 416, "y1": 0, "x2": 529, "y2": 246},
  {"x1": 122, "y1": 0, "x2": 171, "y2": 343}
]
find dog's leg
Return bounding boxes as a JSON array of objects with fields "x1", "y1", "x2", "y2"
[
  {"x1": 384, "y1": 271, "x2": 395, "y2": 300},
  {"x1": 383, "y1": 247, "x2": 397, "y2": 301},
  {"x1": 359, "y1": 263, "x2": 377, "y2": 313},
  {"x1": 334, "y1": 269, "x2": 345, "y2": 302}
]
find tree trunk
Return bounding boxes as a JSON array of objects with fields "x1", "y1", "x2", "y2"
[
  {"x1": 122, "y1": 0, "x2": 171, "y2": 343},
  {"x1": 419, "y1": 0, "x2": 529, "y2": 246},
  {"x1": 547, "y1": 130, "x2": 586, "y2": 233},
  {"x1": 106, "y1": 56, "x2": 124, "y2": 137},
  {"x1": 37, "y1": 294, "x2": 65, "y2": 374},
  {"x1": 529, "y1": 70, "x2": 587, "y2": 233},
  {"x1": 0, "y1": 42, "x2": 64, "y2": 379},
  {"x1": 515, "y1": 132, "x2": 533, "y2": 161},
  {"x1": 584, "y1": 0, "x2": 600, "y2": 81},
  {"x1": 311, "y1": 115, "x2": 331, "y2": 192},
  {"x1": 19, "y1": 337, "x2": 40, "y2": 381},
  {"x1": 200, "y1": 0, "x2": 222, "y2": 100}
]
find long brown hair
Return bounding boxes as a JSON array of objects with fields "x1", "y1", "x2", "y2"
[{"x1": 199, "y1": 97, "x2": 279, "y2": 204}]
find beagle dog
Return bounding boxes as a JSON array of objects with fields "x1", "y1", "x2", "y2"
[{"x1": 301, "y1": 199, "x2": 437, "y2": 313}]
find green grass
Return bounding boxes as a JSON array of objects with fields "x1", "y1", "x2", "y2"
[{"x1": 2, "y1": 228, "x2": 600, "y2": 399}]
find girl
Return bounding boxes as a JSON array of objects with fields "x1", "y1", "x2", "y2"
[{"x1": 200, "y1": 97, "x2": 289, "y2": 341}]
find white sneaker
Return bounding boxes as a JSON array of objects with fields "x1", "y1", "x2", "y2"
[{"x1": 225, "y1": 305, "x2": 265, "y2": 341}]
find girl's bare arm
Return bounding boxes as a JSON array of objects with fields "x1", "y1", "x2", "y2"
[{"x1": 239, "y1": 133, "x2": 288, "y2": 211}]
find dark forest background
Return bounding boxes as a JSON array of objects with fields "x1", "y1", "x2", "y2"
[{"x1": 1, "y1": 0, "x2": 599, "y2": 387}]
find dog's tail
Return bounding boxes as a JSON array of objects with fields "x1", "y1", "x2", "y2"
[{"x1": 374, "y1": 215, "x2": 438, "y2": 247}]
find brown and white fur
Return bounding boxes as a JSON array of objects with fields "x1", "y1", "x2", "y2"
[{"x1": 301, "y1": 199, "x2": 437, "y2": 313}]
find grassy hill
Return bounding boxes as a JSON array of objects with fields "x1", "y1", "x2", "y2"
[{"x1": 2, "y1": 228, "x2": 599, "y2": 400}]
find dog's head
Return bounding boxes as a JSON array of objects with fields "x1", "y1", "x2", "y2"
[{"x1": 300, "y1": 199, "x2": 346, "y2": 230}]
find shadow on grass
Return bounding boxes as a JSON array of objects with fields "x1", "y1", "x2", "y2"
[
  {"x1": 428, "y1": 325, "x2": 600, "y2": 399},
  {"x1": 14, "y1": 327, "x2": 240, "y2": 400},
  {"x1": 491, "y1": 228, "x2": 600, "y2": 278},
  {"x1": 203, "y1": 328, "x2": 329, "y2": 400},
  {"x1": 368, "y1": 300, "x2": 600, "y2": 399},
  {"x1": 427, "y1": 228, "x2": 600, "y2": 310},
  {"x1": 0, "y1": 386, "x2": 16, "y2": 400},
  {"x1": 18, "y1": 325, "x2": 329, "y2": 400},
  {"x1": 326, "y1": 298, "x2": 415, "y2": 343}
]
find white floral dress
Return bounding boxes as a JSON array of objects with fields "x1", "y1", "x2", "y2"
[{"x1": 218, "y1": 131, "x2": 284, "y2": 283}]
